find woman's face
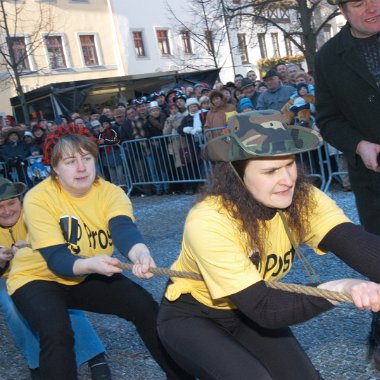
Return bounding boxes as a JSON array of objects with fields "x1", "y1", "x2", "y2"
[
  {"x1": 212, "y1": 96, "x2": 222, "y2": 107},
  {"x1": 298, "y1": 87, "x2": 308, "y2": 96},
  {"x1": 53, "y1": 149, "x2": 96, "y2": 197},
  {"x1": 8, "y1": 132, "x2": 19, "y2": 143},
  {"x1": 188, "y1": 104, "x2": 199, "y2": 114},
  {"x1": 33, "y1": 129, "x2": 44, "y2": 138},
  {"x1": 247, "y1": 71, "x2": 257, "y2": 82},
  {"x1": 243, "y1": 156, "x2": 297, "y2": 209}
]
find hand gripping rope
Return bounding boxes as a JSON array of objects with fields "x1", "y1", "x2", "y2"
[
  {"x1": 11, "y1": 243, "x2": 352, "y2": 303},
  {"x1": 116, "y1": 262, "x2": 352, "y2": 303}
]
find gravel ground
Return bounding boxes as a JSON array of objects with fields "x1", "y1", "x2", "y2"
[{"x1": 1, "y1": 183, "x2": 379, "y2": 380}]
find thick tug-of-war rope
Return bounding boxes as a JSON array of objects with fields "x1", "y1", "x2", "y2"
[
  {"x1": 117, "y1": 262, "x2": 353, "y2": 303},
  {"x1": 8, "y1": 244, "x2": 351, "y2": 303}
]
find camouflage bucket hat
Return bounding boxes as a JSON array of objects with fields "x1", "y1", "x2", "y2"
[
  {"x1": 0, "y1": 177, "x2": 27, "y2": 201},
  {"x1": 203, "y1": 110, "x2": 322, "y2": 162}
]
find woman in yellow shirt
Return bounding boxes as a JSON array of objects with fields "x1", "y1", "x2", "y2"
[
  {"x1": 8, "y1": 126, "x2": 192, "y2": 380},
  {"x1": 158, "y1": 111, "x2": 380, "y2": 380}
]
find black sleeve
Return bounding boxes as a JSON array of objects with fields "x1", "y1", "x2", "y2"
[
  {"x1": 318, "y1": 222, "x2": 380, "y2": 282},
  {"x1": 39, "y1": 244, "x2": 79, "y2": 277},
  {"x1": 229, "y1": 280, "x2": 333, "y2": 329},
  {"x1": 109, "y1": 215, "x2": 145, "y2": 258}
]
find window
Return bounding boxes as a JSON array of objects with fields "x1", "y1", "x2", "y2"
[
  {"x1": 205, "y1": 30, "x2": 214, "y2": 53},
  {"x1": 8, "y1": 36, "x2": 30, "y2": 72},
  {"x1": 258, "y1": 33, "x2": 267, "y2": 59},
  {"x1": 79, "y1": 35, "x2": 99, "y2": 66},
  {"x1": 132, "y1": 31, "x2": 146, "y2": 57},
  {"x1": 285, "y1": 37, "x2": 293, "y2": 56},
  {"x1": 181, "y1": 30, "x2": 192, "y2": 54},
  {"x1": 156, "y1": 30, "x2": 170, "y2": 55},
  {"x1": 271, "y1": 33, "x2": 280, "y2": 57},
  {"x1": 45, "y1": 36, "x2": 67, "y2": 69},
  {"x1": 237, "y1": 33, "x2": 249, "y2": 64}
]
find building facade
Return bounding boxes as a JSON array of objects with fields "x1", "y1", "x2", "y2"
[{"x1": 0, "y1": 0, "x2": 340, "y2": 117}]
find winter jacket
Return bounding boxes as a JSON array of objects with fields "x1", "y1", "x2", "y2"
[{"x1": 315, "y1": 23, "x2": 380, "y2": 166}]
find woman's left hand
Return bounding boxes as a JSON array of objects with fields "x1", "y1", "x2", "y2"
[
  {"x1": 128, "y1": 243, "x2": 156, "y2": 280},
  {"x1": 319, "y1": 279, "x2": 380, "y2": 311}
]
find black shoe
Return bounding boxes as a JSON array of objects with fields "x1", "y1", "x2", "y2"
[
  {"x1": 156, "y1": 189, "x2": 163, "y2": 196},
  {"x1": 29, "y1": 368, "x2": 41, "y2": 380},
  {"x1": 88, "y1": 354, "x2": 112, "y2": 380}
]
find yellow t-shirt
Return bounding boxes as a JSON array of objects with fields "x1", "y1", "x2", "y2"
[
  {"x1": 0, "y1": 213, "x2": 28, "y2": 278},
  {"x1": 165, "y1": 187, "x2": 351, "y2": 310},
  {"x1": 0, "y1": 213, "x2": 27, "y2": 248},
  {"x1": 7, "y1": 177, "x2": 134, "y2": 294}
]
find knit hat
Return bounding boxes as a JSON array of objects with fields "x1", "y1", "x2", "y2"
[
  {"x1": 263, "y1": 69, "x2": 278, "y2": 80},
  {"x1": 185, "y1": 98, "x2": 200, "y2": 108},
  {"x1": 132, "y1": 96, "x2": 148, "y2": 106},
  {"x1": 90, "y1": 120, "x2": 101, "y2": 128},
  {"x1": 238, "y1": 98, "x2": 254, "y2": 111},
  {"x1": 174, "y1": 91, "x2": 187, "y2": 101},
  {"x1": 23, "y1": 131, "x2": 33, "y2": 138},
  {"x1": 32, "y1": 125, "x2": 45, "y2": 133},
  {"x1": 150, "y1": 90, "x2": 165, "y2": 101},
  {"x1": 43, "y1": 124, "x2": 96, "y2": 165},
  {"x1": 199, "y1": 96, "x2": 210, "y2": 105},
  {"x1": 54, "y1": 116, "x2": 64, "y2": 124},
  {"x1": 240, "y1": 78, "x2": 254, "y2": 90},
  {"x1": 203, "y1": 109, "x2": 322, "y2": 162},
  {"x1": 99, "y1": 115, "x2": 112, "y2": 125},
  {"x1": 30, "y1": 146, "x2": 42, "y2": 155},
  {"x1": 0, "y1": 177, "x2": 27, "y2": 201},
  {"x1": 297, "y1": 83, "x2": 309, "y2": 95},
  {"x1": 149, "y1": 101, "x2": 160, "y2": 109}
]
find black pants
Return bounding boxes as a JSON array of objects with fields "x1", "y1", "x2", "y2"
[
  {"x1": 12, "y1": 274, "x2": 193, "y2": 380},
  {"x1": 349, "y1": 163, "x2": 380, "y2": 235},
  {"x1": 158, "y1": 294, "x2": 322, "y2": 380}
]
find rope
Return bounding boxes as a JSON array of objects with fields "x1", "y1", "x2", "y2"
[
  {"x1": 7, "y1": 244, "x2": 351, "y2": 303},
  {"x1": 117, "y1": 262, "x2": 353, "y2": 303}
]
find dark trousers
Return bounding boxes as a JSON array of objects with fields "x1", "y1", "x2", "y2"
[
  {"x1": 158, "y1": 294, "x2": 322, "y2": 380},
  {"x1": 349, "y1": 166, "x2": 380, "y2": 235},
  {"x1": 12, "y1": 274, "x2": 193, "y2": 380},
  {"x1": 349, "y1": 164, "x2": 380, "y2": 349}
]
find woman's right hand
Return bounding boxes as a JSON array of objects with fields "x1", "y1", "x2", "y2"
[
  {"x1": 73, "y1": 254, "x2": 123, "y2": 277},
  {"x1": 318, "y1": 279, "x2": 380, "y2": 311}
]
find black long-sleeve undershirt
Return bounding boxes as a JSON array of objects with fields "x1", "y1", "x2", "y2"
[
  {"x1": 229, "y1": 222, "x2": 380, "y2": 329},
  {"x1": 39, "y1": 215, "x2": 144, "y2": 277}
]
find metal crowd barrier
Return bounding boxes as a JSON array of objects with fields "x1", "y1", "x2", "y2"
[
  {"x1": 321, "y1": 143, "x2": 349, "y2": 193},
  {"x1": 121, "y1": 133, "x2": 210, "y2": 195},
  {"x1": 0, "y1": 134, "x2": 347, "y2": 195}
]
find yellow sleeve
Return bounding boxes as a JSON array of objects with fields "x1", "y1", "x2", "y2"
[
  {"x1": 303, "y1": 187, "x2": 351, "y2": 254},
  {"x1": 184, "y1": 206, "x2": 261, "y2": 300}
]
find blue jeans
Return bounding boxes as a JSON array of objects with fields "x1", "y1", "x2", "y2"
[
  {"x1": 145, "y1": 154, "x2": 169, "y2": 192},
  {"x1": 0, "y1": 279, "x2": 105, "y2": 369}
]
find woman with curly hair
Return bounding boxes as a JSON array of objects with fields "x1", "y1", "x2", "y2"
[{"x1": 157, "y1": 110, "x2": 380, "y2": 380}]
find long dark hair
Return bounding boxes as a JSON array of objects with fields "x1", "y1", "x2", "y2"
[{"x1": 198, "y1": 160, "x2": 317, "y2": 260}]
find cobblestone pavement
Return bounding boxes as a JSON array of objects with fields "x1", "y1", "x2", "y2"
[{"x1": 1, "y1": 184, "x2": 380, "y2": 379}]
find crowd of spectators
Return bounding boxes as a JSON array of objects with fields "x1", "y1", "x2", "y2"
[{"x1": 0, "y1": 61, "x2": 350, "y2": 193}]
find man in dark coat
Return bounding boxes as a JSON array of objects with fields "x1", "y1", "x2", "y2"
[{"x1": 315, "y1": 0, "x2": 380, "y2": 364}]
